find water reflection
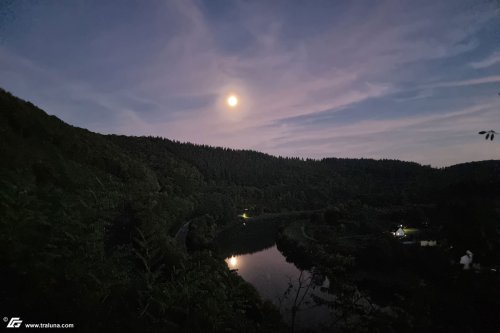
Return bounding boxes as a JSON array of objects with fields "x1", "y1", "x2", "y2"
[{"x1": 225, "y1": 244, "x2": 332, "y2": 328}]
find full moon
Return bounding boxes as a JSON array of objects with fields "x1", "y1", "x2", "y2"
[{"x1": 227, "y1": 95, "x2": 238, "y2": 107}]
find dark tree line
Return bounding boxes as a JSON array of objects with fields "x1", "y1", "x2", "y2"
[{"x1": 1, "y1": 88, "x2": 500, "y2": 332}]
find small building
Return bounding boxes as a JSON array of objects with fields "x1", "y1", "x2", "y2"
[{"x1": 395, "y1": 227, "x2": 405, "y2": 237}]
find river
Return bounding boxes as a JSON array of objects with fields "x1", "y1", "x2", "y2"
[{"x1": 224, "y1": 243, "x2": 333, "y2": 329}]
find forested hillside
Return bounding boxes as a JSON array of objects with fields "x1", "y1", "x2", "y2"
[
  {"x1": 1, "y1": 88, "x2": 499, "y2": 331},
  {"x1": 0, "y1": 89, "x2": 283, "y2": 332}
]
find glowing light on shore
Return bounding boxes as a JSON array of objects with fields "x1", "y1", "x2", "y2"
[{"x1": 228, "y1": 256, "x2": 238, "y2": 268}]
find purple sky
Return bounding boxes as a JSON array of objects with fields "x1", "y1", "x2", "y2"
[{"x1": 1, "y1": 0, "x2": 500, "y2": 166}]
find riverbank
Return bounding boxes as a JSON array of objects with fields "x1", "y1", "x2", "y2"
[
  {"x1": 275, "y1": 212, "x2": 500, "y2": 332},
  {"x1": 213, "y1": 211, "x2": 318, "y2": 258},
  {"x1": 188, "y1": 204, "x2": 500, "y2": 333}
]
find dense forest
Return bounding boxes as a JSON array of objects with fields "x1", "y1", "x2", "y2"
[{"x1": 1, "y1": 88, "x2": 499, "y2": 331}]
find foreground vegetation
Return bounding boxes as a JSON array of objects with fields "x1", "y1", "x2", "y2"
[{"x1": 1, "y1": 88, "x2": 500, "y2": 331}]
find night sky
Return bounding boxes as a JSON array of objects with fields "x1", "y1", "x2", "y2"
[{"x1": 1, "y1": 0, "x2": 500, "y2": 166}]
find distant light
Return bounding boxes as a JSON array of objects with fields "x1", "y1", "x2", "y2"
[
  {"x1": 227, "y1": 95, "x2": 238, "y2": 107},
  {"x1": 229, "y1": 256, "x2": 238, "y2": 268}
]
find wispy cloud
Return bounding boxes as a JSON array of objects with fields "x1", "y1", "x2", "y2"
[
  {"x1": 0, "y1": 0, "x2": 499, "y2": 166},
  {"x1": 260, "y1": 99, "x2": 500, "y2": 166},
  {"x1": 425, "y1": 75, "x2": 500, "y2": 89},
  {"x1": 470, "y1": 52, "x2": 500, "y2": 69}
]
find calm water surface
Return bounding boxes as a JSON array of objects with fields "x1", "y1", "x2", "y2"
[{"x1": 225, "y1": 244, "x2": 332, "y2": 328}]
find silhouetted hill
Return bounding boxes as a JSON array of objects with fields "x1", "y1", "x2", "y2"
[{"x1": 1, "y1": 88, "x2": 500, "y2": 331}]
